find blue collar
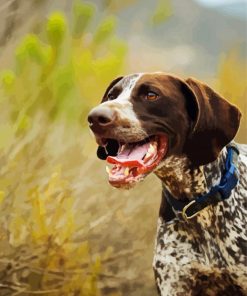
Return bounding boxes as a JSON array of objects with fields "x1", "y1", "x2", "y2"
[{"x1": 163, "y1": 144, "x2": 239, "y2": 222}]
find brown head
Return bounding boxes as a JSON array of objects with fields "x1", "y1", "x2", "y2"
[{"x1": 88, "y1": 72, "x2": 241, "y2": 188}]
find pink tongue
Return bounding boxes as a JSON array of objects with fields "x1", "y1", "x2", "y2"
[{"x1": 107, "y1": 142, "x2": 149, "y2": 166}]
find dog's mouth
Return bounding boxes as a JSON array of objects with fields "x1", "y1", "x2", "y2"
[{"x1": 103, "y1": 135, "x2": 168, "y2": 188}]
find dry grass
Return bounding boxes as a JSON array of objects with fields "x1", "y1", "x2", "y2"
[{"x1": 0, "y1": 116, "x2": 160, "y2": 295}]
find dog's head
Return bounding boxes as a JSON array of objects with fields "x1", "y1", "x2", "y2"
[{"x1": 88, "y1": 73, "x2": 241, "y2": 188}]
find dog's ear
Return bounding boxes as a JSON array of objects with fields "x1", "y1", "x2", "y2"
[
  {"x1": 183, "y1": 77, "x2": 241, "y2": 165},
  {"x1": 101, "y1": 76, "x2": 123, "y2": 103}
]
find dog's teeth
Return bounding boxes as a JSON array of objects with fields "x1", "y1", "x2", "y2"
[
  {"x1": 124, "y1": 167, "x2": 129, "y2": 176},
  {"x1": 145, "y1": 152, "x2": 151, "y2": 159},
  {"x1": 120, "y1": 144, "x2": 125, "y2": 153},
  {"x1": 148, "y1": 144, "x2": 155, "y2": 154},
  {"x1": 106, "y1": 166, "x2": 110, "y2": 174}
]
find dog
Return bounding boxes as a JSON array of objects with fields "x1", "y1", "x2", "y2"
[{"x1": 88, "y1": 73, "x2": 247, "y2": 295}]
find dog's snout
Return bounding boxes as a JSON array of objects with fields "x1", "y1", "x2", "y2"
[{"x1": 88, "y1": 106, "x2": 116, "y2": 132}]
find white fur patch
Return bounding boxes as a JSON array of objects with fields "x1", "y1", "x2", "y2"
[{"x1": 101, "y1": 73, "x2": 143, "y2": 124}]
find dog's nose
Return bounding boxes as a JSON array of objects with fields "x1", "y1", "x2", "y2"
[{"x1": 88, "y1": 106, "x2": 116, "y2": 132}]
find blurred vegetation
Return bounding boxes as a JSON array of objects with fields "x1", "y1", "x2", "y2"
[
  {"x1": 216, "y1": 47, "x2": 247, "y2": 142},
  {"x1": 0, "y1": 1, "x2": 126, "y2": 135},
  {"x1": 0, "y1": 1, "x2": 128, "y2": 295},
  {"x1": 0, "y1": 0, "x2": 246, "y2": 295},
  {"x1": 151, "y1": 0, "x2": 172, "y2": 25}
]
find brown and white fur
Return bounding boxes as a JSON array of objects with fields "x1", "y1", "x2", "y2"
[{"x1": 88, "y1": 73, "x2": 247, "y2": 295}]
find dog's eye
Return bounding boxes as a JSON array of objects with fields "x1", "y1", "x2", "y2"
[
  {"x1": 107, "y1": 93, "x2": 115, "y2": 101},
  {"x1": 146, "y1": 91, "x2": 159, "y2": 101}
]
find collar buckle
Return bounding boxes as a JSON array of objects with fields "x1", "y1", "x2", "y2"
[{"x1": 182, "y1": 200, "x2": 200, "y2": 220}]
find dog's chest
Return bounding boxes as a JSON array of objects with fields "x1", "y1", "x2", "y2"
[{"x1": 153, "y1": 154, "x2": 247, "y2": 292}]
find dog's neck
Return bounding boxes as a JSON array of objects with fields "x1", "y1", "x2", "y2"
[{"x1": 154, "y1": 148, "x2": 227, "y2": 200}]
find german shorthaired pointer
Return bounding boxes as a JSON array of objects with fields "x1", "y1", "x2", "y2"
[{"x1": 88, "y1": 73, "x2": 247, "y2": 295}]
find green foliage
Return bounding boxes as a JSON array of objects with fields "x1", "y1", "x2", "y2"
[
  {"x1": 46, "y1": 12, "x2": 67, "y2": 48},
  {"x1": 1, "y1": 70, "x2": 15, "y2": 93},
  {"x1": 93, "y1": 16, "x2": 116, "y2": 45},
  {"x1": 151, "y1": 0, "x2": 172, "y2": 25},
  {"x1": 16, "y1": 34, "x2": 47, "y2": 67},
  {"x1": 0, "y1": 1, "x2": 126, "y2": 133},
  {"x1": 73, "y1": 1, "x2": 95, "y2": 38}
]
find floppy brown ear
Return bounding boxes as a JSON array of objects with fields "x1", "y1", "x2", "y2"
[
  {"x1": 101, "y1": 76, "x2": 123, "y2": 103},
  {"x1": 183, "y1": 77, "x2": 241, "y2": 166}
]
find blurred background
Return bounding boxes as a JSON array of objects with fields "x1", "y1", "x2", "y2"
[{"x1": 0, "y1": 0, "x2": 246, "y2": 295}]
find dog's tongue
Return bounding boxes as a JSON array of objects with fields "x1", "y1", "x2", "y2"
[
  {"x1": 105, "y1": 135, "x2": 168, "y2": 186},
  {"x1": 107, "y1": 142, "x2": 150, "y2": 167}
]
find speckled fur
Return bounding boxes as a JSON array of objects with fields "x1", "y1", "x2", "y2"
[
  {"x1": 153, "y1": 146, "x2": 247, "y2": 296},
  {"x1": 89, "y1": 72, "x2": 246, "y2": 295}
]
